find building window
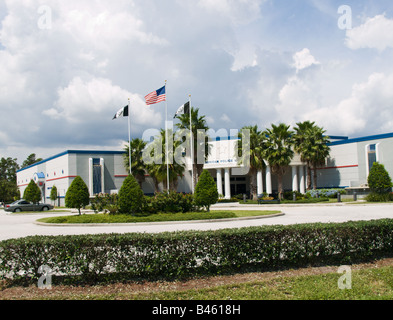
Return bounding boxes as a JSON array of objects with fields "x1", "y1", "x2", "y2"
[
  {"x1": 365, "y1": 143, "x2": 380, "y2": 179},
  {"x1": 93, "y1": 158, "x2": 102, "y2": 194},
  {"x1": 367, "y1": 144, "x2": 377, "y2": 173}
]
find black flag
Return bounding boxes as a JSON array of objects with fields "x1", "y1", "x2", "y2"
[
  {"x1": 113, "y1": 106, "x2": 129, "y2": 120},
  {"x1": 174, "y1": 102, "x2": 190, "y2": 118}
]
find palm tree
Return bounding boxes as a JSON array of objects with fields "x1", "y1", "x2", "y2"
[
  {"x1": 146, "y1": 129, "x2": 185, "y2": 192},
  {"x1": 293, "y1": 121, "x2": 315, "y2": 190},
  {"x1": 308, "y1": 126, "x2": 331, "y2": 190},
  {"x1": 262, "y1": 123, "x2": 294, "y2": 200},
  {"x1": 293, "y1": 121, "x2": 330, "y2": 190},
  {"x1": 123, "y1": 138, "x2": 147, "y2": 189},
  {"x1": 236, "y1": 125, "x2": 266, "y2": 200},
  {"x1": 175, "y1": 107, "x2": 210, "y2": 191}
]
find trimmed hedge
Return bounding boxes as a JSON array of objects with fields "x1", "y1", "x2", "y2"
[{"x1": 1, "y1": 219, "x2": 393, "y2": 284}]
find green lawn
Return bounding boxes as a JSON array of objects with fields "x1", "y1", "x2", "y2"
[
  {"x1": 13, "y1": 262, "x2": 393, "y2": 300},
  {"x1": 131, "y1": 265, "x2": 393, "y2": 300},
  {"x1": 37, "y1": 210, "x2": 281, "y2": 224}
]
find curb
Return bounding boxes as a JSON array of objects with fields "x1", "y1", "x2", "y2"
[{"x1": 33, "y1": 213, "x2": 285, "y2": 228}]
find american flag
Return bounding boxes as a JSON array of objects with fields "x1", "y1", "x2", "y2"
[{"x1": 145, "y1": 86, "x2": 166, "y2": 105}]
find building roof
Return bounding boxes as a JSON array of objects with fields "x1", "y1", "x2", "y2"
[
  {"x1": 17, "y1": 150, "x2": 126, "y2": 173},
  {"x1": 328, "y1": 132, "x2": 393, "y2": 146}
]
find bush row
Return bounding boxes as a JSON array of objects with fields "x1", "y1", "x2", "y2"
[
  {"x1": 90, "y1": 172, "x2": 218, "y2": 215},
  {"x1": 1, "y1": 219, "x2": 393, "y2": 284},
  {"x1": 90, "y1": 191, "x2": 196, "y2": 216}
]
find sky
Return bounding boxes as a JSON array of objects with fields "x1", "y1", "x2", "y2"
[{"x1": 1, "y1": 0, "x2": 393, "y2": 165}]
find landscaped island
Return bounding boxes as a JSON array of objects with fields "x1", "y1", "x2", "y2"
[{"x1": 37, "y1": 210, "x2": 281, "y2": 224}]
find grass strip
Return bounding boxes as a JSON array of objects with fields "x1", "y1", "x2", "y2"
[
  {"x1": 7, "y1": 263, "x2": 393, "y2": 300},
  {"x1": 131, "y1": 265, "x2": 393, "y2": 300},
  {"x1": 37, "y1": 210, "x2": 280, "y2": 224}
]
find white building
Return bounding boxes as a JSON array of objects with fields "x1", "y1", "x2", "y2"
[
  {"x1": 17, "y1": 151, "x2": 129, "y2": 206},
  {"x1": 16, "y1": 132, "x2": 393, "y2": 205}
]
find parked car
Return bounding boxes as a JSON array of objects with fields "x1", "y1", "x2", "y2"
[{"x1": 4, "y1": 200, "x2": 54, "y2": 213}]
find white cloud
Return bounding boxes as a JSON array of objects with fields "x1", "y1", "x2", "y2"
[
  {"x1": 198, "y1": 0, "x2": 263, "y2": 25},
  {"x1": 205, "y1": 116, "x2": 215, "y2": 125},
  {"x1": 0, "y1": 51, "x2": 31, "y2": 104},
  {"x1": 220, "y1": 113, "x2": 232, "y2": 123},
  {"x1": 306, "y1": 72, "x2": 393, "y2": 135},
  {"x1": 229, "y1": 44, "x2": 258, "y2": 71},
  {"x1": 292, "y1": 48, "x2": 320, "y2": 73},
  {"x1": 345, "y1": 14, "x2": 393, "y2": 51},
  {"x1": 276, "y1": 76, "x2": 319, "y2": 121},
  {"x1": 251, "y1": 49, "x2": 322, "y2": 127},
  {"x1": 59, "y1": 4, "x2": 168, "y2": 49},
  {"x1": 44, "y1": 77, "x2": 161, "y2": 126}
]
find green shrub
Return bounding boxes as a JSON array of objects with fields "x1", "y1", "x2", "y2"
[
  {"x1": 368, "y1": 162, "x2": 393, "y2": 194},
  {"x1": 147, "y1": 191, "x2": 195, "y2": 214},
  {"x1": 281, "y1": 197, "x2": 329, "y2": 204},
  {"x1": 233, "y1": 194, "x2": 246, "y2": 200},
  {"x1": 65, "y1": 176, "x2": 90, "y2": 215},
  {"x1": 365, "y1": 192, "x2": 393, "y2": 202},
  {"x1": 194, "y1": 170, "x2": 219, "y2": 211},
  {"x1": 306, "y1": 189, "x2": 346, "y2": 199},
  {"x1": 118, "y1": 175, "x2": 145, "y2": 215},
  {"x1": 2, "y1": 219, "x2": 393, "y2": 284},
  {"x1": 217, "y1": 198, "x2": 240, "y2": 203},
  {"x1": 23, "y1": 180, "x2": 42, "y2": 204},
  {"x1": 177, "y1": 193, "x2": 195, "y2": 213},
  {"x1": 50, "y1": 185, "x2": 58, "y2": 205},
  {"x1": 284, "y1": 191, "x2": 305, "y2": 200},
  {"x1": 90, "y1": 193, "x2": 119, "y2": 215}
]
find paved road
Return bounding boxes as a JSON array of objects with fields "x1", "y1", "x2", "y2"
[{"x1": 0, "y1": 202, "x2": 392, "y2": 241}]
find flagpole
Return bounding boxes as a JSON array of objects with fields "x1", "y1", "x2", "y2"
[
  {"x1": 165, "y1": 80, "x2": 170, "y2": 192},
  {"x1": 128, "y1": 98, "x2": 132, "y2": 175},
  {"x1": 189, "y1": 94, "x2": 194, "y2": 194}
]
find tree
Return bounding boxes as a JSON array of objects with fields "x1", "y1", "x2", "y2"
[
  {"x1": 194, "y1": 170, "x2": 219, "y2": 212},
  {"x1": 22, "y1": 153, "x2": 43, "y2": 169},
  {"x1": 0, "y1": 179, "x2": 19, "y2": 204},
  {"x1": 65, "y1": 176, "x2": 90, "y2": 215},
  {"x1": 262, "y1": 123, "x2": 294, "y2": 200},
  {"x1": 118, "y1": 174, "x2": 145, "y2": 215},
  {"x1": 175, "y1": 107, "x2": 210, "y2": 190},
  {"x1": 293, "y1": 121, "x2": 315, "y2": 190},
  {"x1": 123, "y1": 138, "x2": 148, "y2": 188},
  {"x1": 50, "y1": 185, "x2": 58, "y2": 206},
  {"x1": 293, "y1": 121, "x2": 330, "y2": 190},
  {"x1": 236, "y1": 125, "x2": 266, "y2": 200},
  {"x1": 0, "y1": 157, "x2": 20, "y2": 182},
  {"x1": 23, "y1": 180, "x2": 42, "y2": 204},
  {"x1": 0, "y1": 157, "x2": 20, "y2": 204},
  {"x1": 146, "y1": 129, "x2": 185, "y2": 192},
  {"x1": 368, "y1": 162, "x2": 392, "y2": 194}
]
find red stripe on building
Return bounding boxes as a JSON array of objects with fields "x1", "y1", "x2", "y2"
[
  {"x1": 46, "y1": 176, "x2": 77, "y2": 182},
  {"x1": 318, "y1": 165, "x2": 359, "y2": 170}
]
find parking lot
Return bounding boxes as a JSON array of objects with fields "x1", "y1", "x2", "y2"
[{"x1": 0, "y1": 202, "x2": 392, "y2": 241}]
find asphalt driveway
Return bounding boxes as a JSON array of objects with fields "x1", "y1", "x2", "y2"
[{"x1": 0, "y1": 202, "x2": 392, "y2": 241}]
